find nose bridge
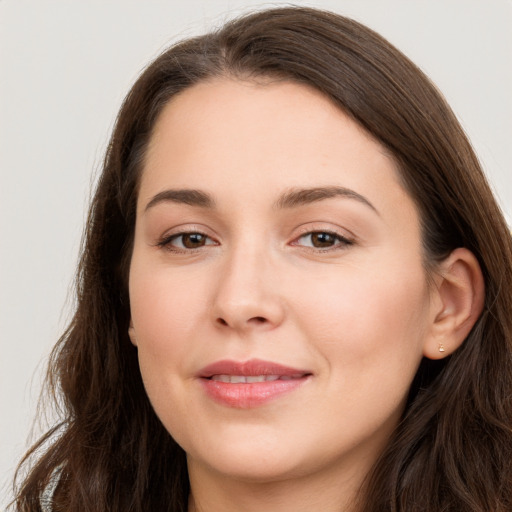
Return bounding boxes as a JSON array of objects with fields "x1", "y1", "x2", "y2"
[{"x1": 212, "y1": 234, "x2": 283, "y2": 331}]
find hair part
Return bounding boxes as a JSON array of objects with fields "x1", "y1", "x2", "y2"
[{"x1": 13, "y1": 7, "x2": 512, "y2": 512}]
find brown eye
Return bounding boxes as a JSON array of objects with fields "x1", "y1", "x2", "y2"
[
  {"x1": 294, "y1": 231, "x2": 353, "y2": 250},
  {"x1": 310, "y1": 232, "x2": 337, "y2": 247},
  {"x1": 181, "y1": 233, "x2": 208, "y2": 248},
  {"x1": 159, "y1": 232, "x2": 217, "y2": 250}
]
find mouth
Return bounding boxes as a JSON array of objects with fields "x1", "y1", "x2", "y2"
[
  {"x1": 209, "y1": 374, "x2": 306, "y2": 383},
  {"x1": 198, "y1": 359, "x2": 312, "y2": 408}
]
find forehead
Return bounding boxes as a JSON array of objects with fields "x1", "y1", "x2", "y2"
[
  {"x1": 139, "y1": 78, "x2": 415, "y2": 222},
  {"x1": 146, "y1": 78, "x2": 385, "y2": 164}
]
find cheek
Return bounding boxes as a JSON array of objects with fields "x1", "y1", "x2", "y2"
[
  {"x1": 128, "y1": 265, "x2": 211, "y2": 435},
  {"x1": 128, "y1": 263, "x2": 214, "y2": 423},
  {"x1": 293, "y1": 264, "x2": 430, "y2": 434},
  {"x1": 291, "y1": 259, "x2": 430, "y2": 370},
  {"x1": 129, "y1": 265, "x2": 208, "y2": 355}
]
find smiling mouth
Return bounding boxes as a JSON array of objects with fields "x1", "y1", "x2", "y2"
[
  {"x1": 209, "y1": 374, "x2": 307, "y2": 383},
  {"x1": 198, "y1": 359, "x2": 311, "y2": 408}
]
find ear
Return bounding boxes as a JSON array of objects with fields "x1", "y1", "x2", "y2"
[
  {"x1": 423, "y1": 248, "x2": 485, "y2": 360},
  {"x1": 128, "y1": 319, "x2": 137, "y2": 346}
]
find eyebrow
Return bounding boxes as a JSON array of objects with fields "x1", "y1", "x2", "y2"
[
  {"x1": 145, "y1": 189, "x2": 215, "y2": 211},
  {"x1": 144, "y1": 185, "x2": 378, "y2": 214},
  {"x1": 274, "y1": 186, "x2": 378, "y2": 214}
]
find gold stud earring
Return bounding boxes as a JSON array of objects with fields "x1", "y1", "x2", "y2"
[{"x1": 438, "y1": 343, "x2": 446, "y2": 353}]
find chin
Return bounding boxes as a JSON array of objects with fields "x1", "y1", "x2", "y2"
[
  {"x1": 185, "y1": 431, "x2": 314, "y2": 483},
  {"x1": 196, "y1": 455, "x2": 308, "y2": 483}
]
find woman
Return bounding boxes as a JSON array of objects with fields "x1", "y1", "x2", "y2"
[{"x1": 12, "y1": 7, "x2": 512, "y2": 511}]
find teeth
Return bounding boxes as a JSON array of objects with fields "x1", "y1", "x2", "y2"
[
  {"x1": 246, "y1": 375, "x2": 265, "y2": 383},
  {"x1": 210, "y1": 374, "x2": 283, "y2": 383}
]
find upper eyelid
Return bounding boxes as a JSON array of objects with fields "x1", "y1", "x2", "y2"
[
  {"x1": 154, "y1": 223, "x2": 356, "y2": 246},
  {"x1": 294, "y1": 223, "x2": 356, "y2": 240},
  {"x1": 171, "y1": 232, "x2": 214, "y2": 241},
  {"x1": 296, "y1": 230, "x2": 351, "y2": 240},
  {"x1": 158, "y1": 224, "x2": 217, "y2": 238},
  {"x1": 292, "y1": 231, "x2": 353, "y2": 246},
  {"x1": 154, "y1": 226, "x2": 218, "y2": 248}
]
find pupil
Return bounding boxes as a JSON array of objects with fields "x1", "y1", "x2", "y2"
[
  {"x1": 312, "y1": 232, "x2": 334, "y2": 247},
  {"x1": 184, "y1": 233, "x2": 204, "y2": 248}
]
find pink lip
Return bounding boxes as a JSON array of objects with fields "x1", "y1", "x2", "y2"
[{"x1": 198, "y1": 358, "x2": 311, "y2": 408}]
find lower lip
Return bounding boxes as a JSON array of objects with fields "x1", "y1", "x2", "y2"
[{"x1": 200, "y1": 377, "x2": 309, "y2": 408}]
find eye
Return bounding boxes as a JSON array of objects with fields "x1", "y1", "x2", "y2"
[
  {"x1": 293, "y1": 231, "x2": 353, "y2": 250},
  {"x1": 158, "y1": 232, "x2": 217, "y2": 250}
]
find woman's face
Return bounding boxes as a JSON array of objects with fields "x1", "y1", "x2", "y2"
[{"x1": 129, "y1": 79, "x2": 437, "y2": 485}]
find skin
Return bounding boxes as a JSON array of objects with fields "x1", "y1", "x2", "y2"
[{"x1": 128, "y1": 78, "x2": 470, "y2": 511}]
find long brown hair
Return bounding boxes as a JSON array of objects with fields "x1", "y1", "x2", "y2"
[{"x1": 13, "y1": 7, "x2": 512, "y2": 511}]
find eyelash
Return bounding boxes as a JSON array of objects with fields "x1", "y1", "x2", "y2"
[
  {"x1": 292, "y1": 230, "x2": 354, "y2": 252},
  {"x1": 156, "y1": 229, "x2": 354, "y2": 253},
  {"x1": 156, "y1": 231, "x2": 217, "y2": 252}
]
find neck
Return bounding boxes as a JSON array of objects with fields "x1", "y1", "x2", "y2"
[{"x1": 187, "y1": 457, "x2": 367, "y2": 512}]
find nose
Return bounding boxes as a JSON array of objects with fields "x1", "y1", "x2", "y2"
[{"x1": 211, "y1": 242, "x2": 285, "y2": 334}]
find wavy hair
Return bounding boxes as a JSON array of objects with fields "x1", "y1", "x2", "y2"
[{"x1": 13, "y1": 7, "x2": 512, "y2": 511}]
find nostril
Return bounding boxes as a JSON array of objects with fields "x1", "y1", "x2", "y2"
[{"x1": 215, "y1": 316, "x2": 268, "y2": 327}]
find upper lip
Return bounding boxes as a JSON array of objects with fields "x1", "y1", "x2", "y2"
[{"x1": 198, "y1": 358, "x2": 311, "y2": 378}]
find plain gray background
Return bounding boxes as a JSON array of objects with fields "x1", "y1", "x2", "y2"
[{"x1": 1, "y1": 0, "x2": 511, "y2": 506}]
